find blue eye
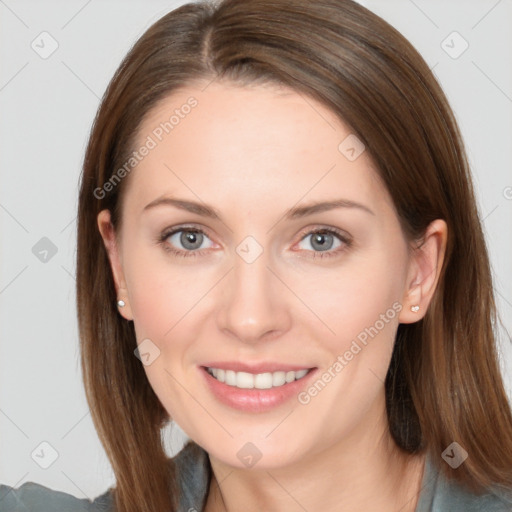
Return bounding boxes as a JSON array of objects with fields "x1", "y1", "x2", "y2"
[
  {"x1": 296, "y1": 228, "x2": 352, "y2": 259},
  {"x1": 157, "y1": 226, "x2": 352, "y2": 259},
  {"x1": 159, "y1": 227, "x2": 214, "y2": 258}
]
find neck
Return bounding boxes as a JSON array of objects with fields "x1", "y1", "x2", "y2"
[{"x1": 204, "y1": 397, "x2": 426, "y2": 512}]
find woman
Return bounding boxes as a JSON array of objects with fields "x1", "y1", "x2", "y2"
[{"x1": 1, "y1": 0, "x2": 512, "y2": 511}]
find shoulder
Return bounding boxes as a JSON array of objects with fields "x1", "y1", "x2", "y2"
[
  {"x1": 416, "y1": 452, "x2": 512, "y2": 512},
  {"x1": 430, "y1": 480, "x2": 512, "y2": 512},
  {"x1": 0, "y1": 481, "x2": 114, "y2": 512},
  {"x1": 0, "y1": 442, "x2": 210, "y2": 512},
  {"x1": 172, "y1": 439, "x2": 211, "y2": 512}
]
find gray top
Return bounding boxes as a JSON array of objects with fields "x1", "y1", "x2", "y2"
[{"x1": 1, "y1": 440, "x2": 511, "y2": 511}]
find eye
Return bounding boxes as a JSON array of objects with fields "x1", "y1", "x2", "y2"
[
  {"x1": 157, "y1": 225, "x2": 352, "y2": 260},
  {"x1": 295, "y1": 228, "x2": 352, "y2": 259},
  {"x1": 158, "y1": 226, "x2": 215, "y2": 258}
]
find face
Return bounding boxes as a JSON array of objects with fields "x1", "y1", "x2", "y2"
[{"x1": 98, "y1": 80, "x2": 445, "y2": 470}]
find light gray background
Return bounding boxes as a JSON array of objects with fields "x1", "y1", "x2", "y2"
[{"x1": 1, "y1": 0, "x2": 511, "y2": 501}]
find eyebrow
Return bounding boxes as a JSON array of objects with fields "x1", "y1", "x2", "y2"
[{"x1": 142, "y1": 196, "x2": 375, "y2": 219}]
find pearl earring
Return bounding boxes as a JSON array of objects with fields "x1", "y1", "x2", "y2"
[
  {"x1": 117, "y1": 300, "x2": 125, "y2": 308},
  {"x1": 410, "y1": 305, "x2": 420, "y2": 312}
]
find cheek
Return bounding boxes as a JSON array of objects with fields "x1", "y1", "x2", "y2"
[
  {"x1": 123, "y1": 253, "x2": 202, "y2": 411},
  {"x1": 124, "y1": 247, "x2": 205, "y2": 339},
  {"x1": 298, "y1": 245, "x2": 408, "y2": 379},
  {"x1": 123, "y1": 250, "x2": 219, "y2": 400}
]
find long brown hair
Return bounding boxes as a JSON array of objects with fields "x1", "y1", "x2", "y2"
[{"x1": 76, "y1": 0, "x2": 512, "y2": 510}]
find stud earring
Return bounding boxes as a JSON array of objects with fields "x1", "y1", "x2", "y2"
[
  {"x1": 117, "y1": 300, "x2": 125, "y2": 308},
  {"x1": 410, "y1": 305, "x2": 420, "y2": 312}
]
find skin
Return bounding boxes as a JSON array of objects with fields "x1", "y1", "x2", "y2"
[{"x1": 98, "y1": 80, "x2": 447, "y2": 512}]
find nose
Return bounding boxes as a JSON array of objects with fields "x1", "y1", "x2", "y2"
[{"x1": 216, "y1": 244, "x2": 292, "y2": 345}]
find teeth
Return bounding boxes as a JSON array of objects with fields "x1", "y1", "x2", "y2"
[{"x1": 208, "y1": 367, "x2": 310, "y2": 389}]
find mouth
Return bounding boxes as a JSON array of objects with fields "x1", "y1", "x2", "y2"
[
  {"x1": 199, "y1": 363, "x2": 319, "y2": 413},
  {"x1": 203, "y1": 366, "x2": 315, "y2": 390}
]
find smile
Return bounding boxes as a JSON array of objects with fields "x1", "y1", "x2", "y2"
[{"x1": 206, "y1": 367, "x2": 312, "y2": 389}]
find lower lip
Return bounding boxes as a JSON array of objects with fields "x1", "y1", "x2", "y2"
[{"x1": 199, "y1": 366, "x2": 318, "y2": 413}]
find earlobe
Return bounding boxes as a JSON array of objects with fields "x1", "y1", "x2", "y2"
[
  {"x1": 399, "y1": 219, "x2": 448, "y2": 324},
  {"x1": 97, "y1": 209, "x2": 134, "y2": 321}
]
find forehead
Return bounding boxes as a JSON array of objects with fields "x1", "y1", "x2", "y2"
[{"x1": 123, "y1": 80, "x2": 394, "y2": 219}]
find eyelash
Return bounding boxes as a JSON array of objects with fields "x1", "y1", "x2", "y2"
[{"x1": 156, "y1": 225, "x2": 352, "y2": 260}]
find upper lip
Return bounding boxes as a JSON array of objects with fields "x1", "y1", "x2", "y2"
[{"x1": 201, "y1": 361, "x2": 316, "y2": 374}]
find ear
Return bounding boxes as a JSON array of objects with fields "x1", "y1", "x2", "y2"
[
  {"x1": 97, "y1": 209, "x2": 134, "y2": 321},
  {"x1": 399, "y1": 219, "x2": 448, "y2": 324}
]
